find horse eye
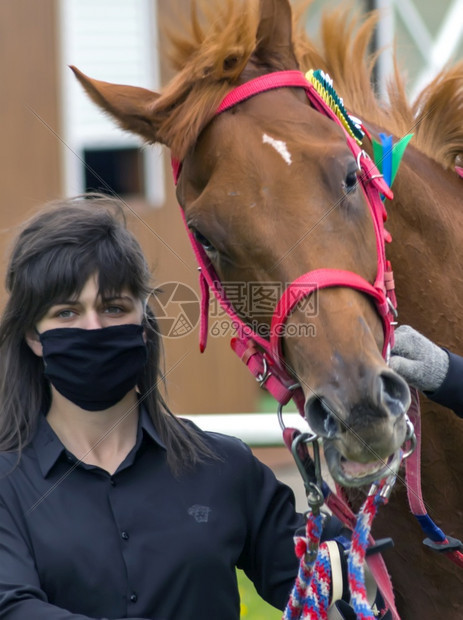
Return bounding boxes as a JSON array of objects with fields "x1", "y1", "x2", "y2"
[
  {"x1": 192, "y1": 228, "x2": 215, "y2": 252},
  {"x1": 343, "y1": 168, "x2": 359, "y2": 194}
]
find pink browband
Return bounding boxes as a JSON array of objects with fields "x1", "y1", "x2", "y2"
[{"x1": 172, "y1": 70, "x2": 396, "y2": 416}]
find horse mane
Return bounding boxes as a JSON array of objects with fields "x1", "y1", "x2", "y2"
[
  {"x1": 293, "y1": 5, "x2": 463, "y2": 171},
  {"x1": 158, "y1": 0, "x2": 463, "y2": 169}
]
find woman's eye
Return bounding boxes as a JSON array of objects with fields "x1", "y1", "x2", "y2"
[
  {"x1": 343, "y1": 168, "x2": 358, "y2": 194},
  {"x1": 192, "y1": 229, "x2": 215, "y2": 252},
  {"x1": 56, "y1": 309, "x2": 76, "y2": 319},
  {"x1": 104, "y1": 305, "x2": 124, "y2": 314}
]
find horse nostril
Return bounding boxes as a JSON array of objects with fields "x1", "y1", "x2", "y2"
[
  {"x1": 304, "y1": 396, "x2": 339, "y2": 438},
  {"x1": 379, "y1": 369, "x2": 411, "y2": 416}
]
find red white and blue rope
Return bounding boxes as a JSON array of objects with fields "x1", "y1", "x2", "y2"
[
  {"x1": 284, "y1": 482, "x2": 388, "y2": 620},
  {"x1": 283, "y1": 513, "x2": 331, "y2": 620},
  {"x1": 347, "y1": 493, "x2": 381, "y2": 619}
]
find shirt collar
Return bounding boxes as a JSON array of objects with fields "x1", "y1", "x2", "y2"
[
  {"x1": 33, "y1": 405, "x2": 166, "y2": 478},
  {"x1": 33, "y1": 414, "x2": 65, "y2": 478},
  {"x1": 138, "y1": 405, "x2": 166, "y2": 450}
]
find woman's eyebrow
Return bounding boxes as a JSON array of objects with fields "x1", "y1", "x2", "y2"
[
  {"x1": 101, "y1": 294, "x2": 134, "y2": 302},
  {"x1": 49, "y1": 298, "x2": 81, "y2": 306}
]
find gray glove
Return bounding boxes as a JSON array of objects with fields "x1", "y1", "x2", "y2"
[{"x1": 389, "y1": 325, "x2": 449, "y2": 393}]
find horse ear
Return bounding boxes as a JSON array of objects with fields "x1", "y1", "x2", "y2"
[
  {"x1": 256, "y1": 0, "x2": 298, "y2": 69},
  {"x1": 70, "y1": 66, "x2": 161, "y2": 145}
]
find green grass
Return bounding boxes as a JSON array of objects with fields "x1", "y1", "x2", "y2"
[
  {"x1": 237, "y1": 569, "x2": 283, "y2": 619},
  {"x1": 258, "y1": 391, "x2": 297, "y2": 414},
  {"x1": 236, "y1": 393, "x2": 294, "y2": 618}
]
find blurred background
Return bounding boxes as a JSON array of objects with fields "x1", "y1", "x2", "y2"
[{"x1": 1, "y1": 0, "x2": 462, "y2": 513}]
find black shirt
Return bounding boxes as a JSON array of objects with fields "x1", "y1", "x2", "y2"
[{"x1": 0, "y1": 409, "x2": 302, "y2": 619}]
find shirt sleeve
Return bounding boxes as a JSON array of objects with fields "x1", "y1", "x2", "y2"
[
  {"x1": 425, "y1": 350, "x2": 463, "y2": 417},
  {"x1": 0, "y1": 498, "x2": 147, "y2": 620},
  {"x1": 235, "y1": 444, "x2": 304, "y2": 610}
]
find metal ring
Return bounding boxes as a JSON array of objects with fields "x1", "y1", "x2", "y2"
[
  {"x1": 387, "y1": 297, "x2": 398, "y2": 318},
  {"x1": 401, "y1": 417, "x2": 417, "y2": 460},
  {"x1": 277, "y1": 403, "x2": 286, "y2": 431},
  {"x1": 255, "y1": 357, "x2": 271, "y2": 387},
  {"x1": 277, "y1": 385, "x2": 302, "y2": 431},
  {"x1": 385, "y1": 342, "x2": 391, "y2": 364},
  {"x1": 356, "y1": 149, "x2": 370, "y2": 171},
  {"x1": 368, "y1": 173, "x2": 384, "y2": 181}
]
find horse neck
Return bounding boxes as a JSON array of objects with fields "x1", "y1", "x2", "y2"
[{"x1": 385, "y1": 146, "x2": 463, "y2": 350}]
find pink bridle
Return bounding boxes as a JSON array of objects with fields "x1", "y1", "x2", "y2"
[{"x1": 172, "y1": 70, "x2": 396, "y2": 417}]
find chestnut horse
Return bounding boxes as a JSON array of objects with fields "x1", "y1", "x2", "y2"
[{"x1": 72, "y1": 0, "x2": 463, "y2": 616}]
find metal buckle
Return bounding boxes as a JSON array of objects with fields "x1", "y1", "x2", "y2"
[
  {"x1": 387, "y1": 296, "x2": 398, "y2": 319},
  {"x1": 356, "y1": 149, "x2": 369, "y2": 171},
  {"x1": 255, "y1": 357, "x2": 272, "y2": 388},
  {"x1": 291, "y1": 432, "x2": 324, "y2": 514},
  {"x1": 401, "y1": 415, "x2": 417, "y2": 461}
]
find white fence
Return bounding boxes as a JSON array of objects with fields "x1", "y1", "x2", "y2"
[{"x1": 182, "y1": 413, "x2": 309, "y2": 446}]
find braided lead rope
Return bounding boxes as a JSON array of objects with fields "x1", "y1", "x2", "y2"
[
  {"x1": 307, "y1": 546, "x2": 331, "y2": 618},
  {"x1": 284, "y1": 479, "x2": 393, "y2": 620},
  {"x1": 348, "y1": 479, "x2": 392, "y2": 619},
  {"x1": 283, "y1": 512, "x2": 330, "y2": 620}
]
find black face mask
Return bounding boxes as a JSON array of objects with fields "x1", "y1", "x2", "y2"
[{"x1": 39, "y1": 324, "x2": 148, "y2": 411}]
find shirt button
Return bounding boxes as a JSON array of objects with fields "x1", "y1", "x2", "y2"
[
  {"x1": 121, "y1": 531, "x2": 129, "y2": 540},
  {"x1": 130, "y1": 593, "x2": 138, "y2": 603},
  {"x1": 110, "y1": 478, "x2": 116, "y2": 486}
]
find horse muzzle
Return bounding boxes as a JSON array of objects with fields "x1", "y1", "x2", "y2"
[{"x1": 304, "y1": 368, "x2": 412, "y2": 487}]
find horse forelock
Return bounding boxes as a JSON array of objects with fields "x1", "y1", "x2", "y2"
[
  {"x1": 158, "y1": 0, "x2": 462, "y2": 170},
  {"x1": 157, "y1": 0, "x2": 260, "y2": 159}
]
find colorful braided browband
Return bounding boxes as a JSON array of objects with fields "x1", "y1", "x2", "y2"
[{"x1": 306, "y1": 69, "x2": 364, "y2": 144}]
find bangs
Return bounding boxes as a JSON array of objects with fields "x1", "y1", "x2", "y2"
[
  {"x1": 13, "y1": 223, "x2": 151, "y2": 327},
  {"x1": 6, "y1": 197, "x2": 152, "y2": 330},
  {"x1": 95, "y1": 235, "x2": 150, "y2": 299}
]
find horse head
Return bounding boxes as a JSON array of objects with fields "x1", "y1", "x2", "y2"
[{"x1": 72, "y1": 0, "x2": 412, "y2": 487}]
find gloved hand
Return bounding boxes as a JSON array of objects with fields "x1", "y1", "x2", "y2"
[{"x1": 389, "y1": 325, "x2": 449, "y2": 393}]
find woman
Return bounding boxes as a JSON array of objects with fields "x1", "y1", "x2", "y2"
[{"x1": 0, "y1": 195, "x2": 302, "y2": 619}]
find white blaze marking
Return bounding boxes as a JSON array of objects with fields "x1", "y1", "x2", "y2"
[{"x1": 262, "y1": 133, "x2": 292, "y2": 165}]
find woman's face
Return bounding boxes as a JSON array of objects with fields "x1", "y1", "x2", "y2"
[{"x1": 27, "y1": 274, "x2": 144, "y2": 357}]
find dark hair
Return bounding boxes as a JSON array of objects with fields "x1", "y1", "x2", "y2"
[{"x1": 0, "y1": 195, "x2": 214, "y2": 473}]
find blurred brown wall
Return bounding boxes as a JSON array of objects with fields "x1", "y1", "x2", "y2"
[
  {"x1": 0, "y1": 0, "x2": 260, "y2": 415},
  {"x1": 0, "y1": 0, "x2": 61, "y2": 233}
]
